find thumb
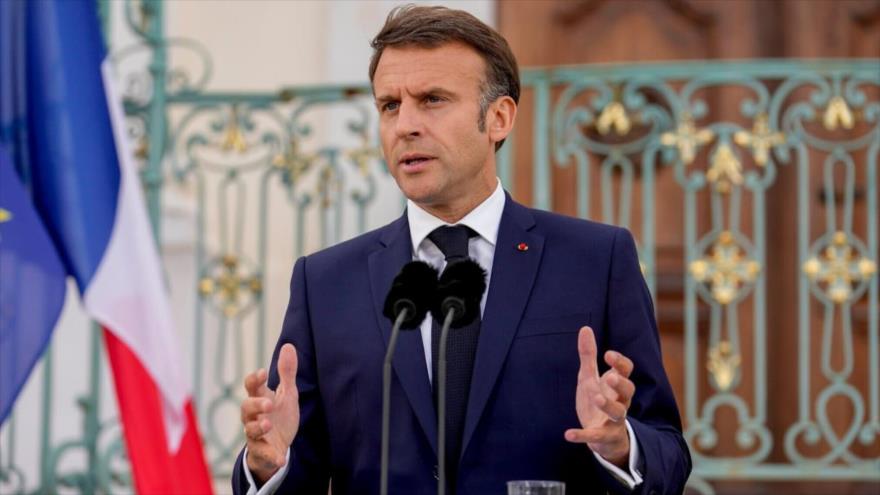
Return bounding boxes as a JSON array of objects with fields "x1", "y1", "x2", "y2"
[{"x1": 277, "y1": 343, "x2": 298, "y2": 392}]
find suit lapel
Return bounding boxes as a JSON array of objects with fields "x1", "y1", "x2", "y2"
[
  {"x1": 461, "y1": 198, "x2": 543, "y2": 458},
  {"x1": 368, "y1": 215, "x2": 438, "y2": 456}
]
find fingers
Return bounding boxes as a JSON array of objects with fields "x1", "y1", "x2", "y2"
[
  {"x1": 244, "y1": 417, "x2": 273, "y2": 441},
  {"x1": 277, "y1": 343, "x2": 299, "y2": 391},
  {"x1": 243, "y1": 343, "x2": 298, "y2": 401},
  {"x1": 244, "y1": 368, "x2": 270, "y2": 398},
  {"x1": 602, "y1": 372, "x2": 635, "y2": 407},
  {"x1": 577, "y1": 326, "x2": 599, "y2": 380},
  {"x1": 241, "y1": 396, "x2": 273, "y2": 423},
  {"x1": 593, "y1": 392, "x2": 627, "y2": 422},
  {"x1": 604, "y1": 350, "x2": 634, "y2": 378}
]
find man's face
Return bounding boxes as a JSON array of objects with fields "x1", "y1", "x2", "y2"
[{"x1": 373, "y1": 42, "x2": 499, "y2": 218}]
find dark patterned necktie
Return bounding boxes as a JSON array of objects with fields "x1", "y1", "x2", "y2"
[{"x1": 428, "y1": 225, "x2": 480, "y2": 491}]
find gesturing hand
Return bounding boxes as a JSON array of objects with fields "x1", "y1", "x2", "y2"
[
  {"x1": 242, "y1": 343, "x2": 300, "y2": 484},
  {"x1": 564, "y1": 326, "x2": 635, "y2": 468}
]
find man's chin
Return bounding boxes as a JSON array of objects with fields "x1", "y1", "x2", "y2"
[
  {"x1": 402, "y1": 191, "x2": 437, "y2": 206},
  {"x1": 397, "y1": 181, "x2": 440, "y2": 205}
]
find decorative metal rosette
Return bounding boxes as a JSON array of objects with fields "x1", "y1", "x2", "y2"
[
  {"x1": 198, "y1": 254, "x2": 262, "y2": 319},
  {"x1": 689, "y1": 230, "x2": 762, "y2": 306},
  {"x1": 803, "y1": 230, "x2": 876, "y2": 305}
]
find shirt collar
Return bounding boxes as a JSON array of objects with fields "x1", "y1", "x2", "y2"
[{"x1": 406, "y1": 179, "x2": 505, "y2": 254}]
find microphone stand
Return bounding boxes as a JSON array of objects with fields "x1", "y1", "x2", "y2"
[
  {"x1": 381, "y1": 308, "x2": 410, "y2": 495},
  {"x1": 432, "y1": 259, "x2": 484, "y2": 495},
  {"x1": 436, "y1": 304, "x2": 459, "y2": 495}
]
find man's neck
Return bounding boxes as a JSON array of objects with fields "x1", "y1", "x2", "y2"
[
  {"x1": 415, "y1": 175, "x2": 498, "y2": 224},
  {"x1": 419, "y1": 202, "x2": 481, "y2": 224},
  {"x1": 420, "y1": 191, "x2": 495, "y2": 224}
]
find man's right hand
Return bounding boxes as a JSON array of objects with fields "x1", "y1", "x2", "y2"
[{"x1": 242, "y1": 343, "x2": 300, "y2": 484}]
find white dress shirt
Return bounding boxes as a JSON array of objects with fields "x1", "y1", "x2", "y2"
[{"x1": 244, "y1": 179, "x2": 643, "y2": 494}]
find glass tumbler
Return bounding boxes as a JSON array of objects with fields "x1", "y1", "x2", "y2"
[{"x1": 507, "y1": 480, "x2": 565, "y2": 495}]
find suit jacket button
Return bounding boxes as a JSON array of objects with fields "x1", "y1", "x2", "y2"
[{"x1": 432, "y1": 465, "x2": 440, "y2": 480}]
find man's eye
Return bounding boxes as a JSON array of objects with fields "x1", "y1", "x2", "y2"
[
  {"x1": 426, "y1": 95, "x2": 443, "y2": 104},
  {"x1": 382, "y1": 102, "x2": 399, "y2": 112}
]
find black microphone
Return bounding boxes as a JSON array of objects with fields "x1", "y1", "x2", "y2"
[
  {"x1": 430, "y1": 259, "x2": 486, "y2": 495},
  {"x1": 380, "y1": 261, "x2": 438, "y2": 495}
]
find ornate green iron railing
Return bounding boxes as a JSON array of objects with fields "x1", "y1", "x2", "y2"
[{"x1": 0, "y1": 1, "x2": 877, "y2": 494}]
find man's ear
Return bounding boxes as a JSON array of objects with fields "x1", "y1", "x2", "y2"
[{"x1": 487, "y1": 95, "x2": 517, "y2": 145}]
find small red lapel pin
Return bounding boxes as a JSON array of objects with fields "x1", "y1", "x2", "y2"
[{"x1": 517, "y1": 242, "x2": 529, "y2": 252}]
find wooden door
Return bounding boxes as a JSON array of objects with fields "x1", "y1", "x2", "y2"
[{"x1": 498, "y1": 1, "x2": 880, "y2": 493}]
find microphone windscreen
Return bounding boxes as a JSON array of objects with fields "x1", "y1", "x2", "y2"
[
  {"x1": 383, "y1": 261, "x2": 439, "y2": 329},
  {"x1": 431, "y1": 259, "x2": 486, "y2": 328}
]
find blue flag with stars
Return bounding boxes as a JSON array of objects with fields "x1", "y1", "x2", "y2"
[{"x1": 0, "y1": 144, "x2": 67, "y2": 423}]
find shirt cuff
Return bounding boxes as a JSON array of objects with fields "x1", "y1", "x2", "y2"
[
  {"x1": 243, "y1": 447, "x2": 291, "y2": 495},
  {"x1": 591, "y1": 419, "x2": 644, "y2": 490}
]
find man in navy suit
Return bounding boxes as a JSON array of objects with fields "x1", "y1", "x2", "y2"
[{"x1": 235, "y1": 5, "x2": 690, "y2": 494}]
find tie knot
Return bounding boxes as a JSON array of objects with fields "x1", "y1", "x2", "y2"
[{"x1": 428, "y1": 225, "x2": 476, "y2": 261}]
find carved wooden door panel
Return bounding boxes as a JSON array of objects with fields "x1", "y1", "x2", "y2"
[{"x1": 498, "y1": 1, "x2": 880, "y2": 493}]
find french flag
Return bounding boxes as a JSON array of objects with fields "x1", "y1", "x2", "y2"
[{"x1": 0, "y1": 1, "x2": 213, "y2": 493}]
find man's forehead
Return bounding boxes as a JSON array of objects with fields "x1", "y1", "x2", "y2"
[{"x1": 372, "y1": 42, "x2": 485, "y2": 95}]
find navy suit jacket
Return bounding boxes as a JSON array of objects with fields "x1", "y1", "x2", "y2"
[{"x1": 233, "y1": 196, "x2": 691, "y2": 494}]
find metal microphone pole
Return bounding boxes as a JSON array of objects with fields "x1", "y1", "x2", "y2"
[
  {"x1": 432, "y1": 259, "x2": 485, "y2": 495},
  {"x1": 381, "y1": 308, "x2": 409, "y2": 495},
  {"x1": 436, "y1": 306, "x2": 457, "y2": 495},
  {"x1": 379, "y1": 260, "x2": 438, "y2": 494}
]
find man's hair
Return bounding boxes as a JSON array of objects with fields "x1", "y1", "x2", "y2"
[{"x1": 369, "y1": 5, "x2": 520, "y2": 150}]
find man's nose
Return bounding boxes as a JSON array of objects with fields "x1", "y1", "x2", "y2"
[{"x1": 394, "y1": 102, "x2": 422, "y2": 139}]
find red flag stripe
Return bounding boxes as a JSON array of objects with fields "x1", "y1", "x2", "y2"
[{"x1": 104, "y1": 329, "x2": 214, "y2": 494}]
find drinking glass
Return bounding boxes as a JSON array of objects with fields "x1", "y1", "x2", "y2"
[{"x1": 507, "y1": 480, "x2": 565, "y2": 495}]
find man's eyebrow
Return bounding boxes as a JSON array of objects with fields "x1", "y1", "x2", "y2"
[
  {"x1": 374, "y1": 94, "x2": 397, "y2": 104},
  {"x1": 418, "y1": 87, "x2": 455, "y2": 98},
  {"x1": 374, "y1": 87, "x2": 456, "y2": 104}
]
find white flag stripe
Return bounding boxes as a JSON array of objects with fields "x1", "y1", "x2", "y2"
[{"x1": 83, "y1": 60, "x2": 189, "y2": 452}]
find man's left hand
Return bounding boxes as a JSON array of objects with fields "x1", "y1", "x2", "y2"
[{"x1": 565, "y1": 326, "x2": 635, "y2": 469}]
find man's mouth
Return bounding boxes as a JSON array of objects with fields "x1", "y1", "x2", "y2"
[{"x1": 399, "y1": 154, "x2": 434, "y2": 168}]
